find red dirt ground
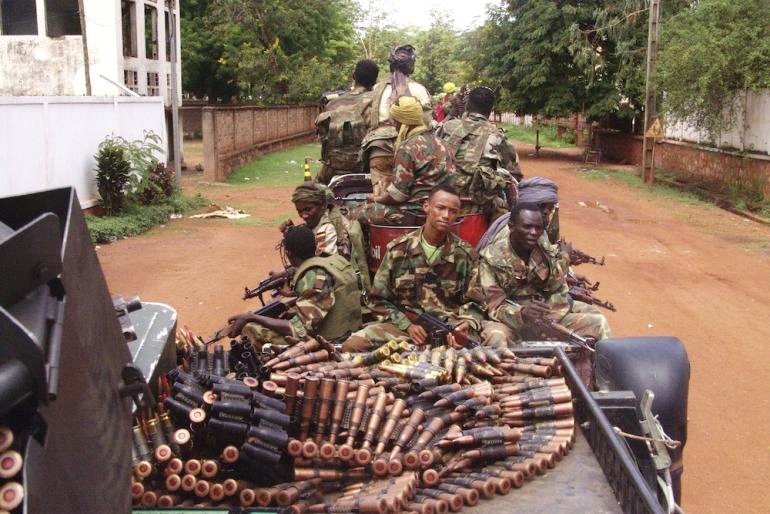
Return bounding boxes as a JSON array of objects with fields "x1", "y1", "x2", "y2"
[{"x1": 98, "y1": 144, "x2": 770, "y2": 513}]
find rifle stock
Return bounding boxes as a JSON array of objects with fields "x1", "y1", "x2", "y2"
[{"x1": 243, "y1": 268, "x2": 295, "y2": 304}]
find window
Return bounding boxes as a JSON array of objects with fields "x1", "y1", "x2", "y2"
[
  {"x1": 147, "y1": 71, "x2": 159, "y2": 96},
  {"x1": 124, "y1": 69, "x2": 138, "y2": 93},
  {"x1": 46, "y1": 0, "x2": 80, "y2": 36},
  {"x1": 144, "y1": 4, "x2": 157, "y2": 59},
  {"x1": 1, "y1": 0, "x2": 38, "y2": 35},
  {"x1": 121, "y1": 0, "x2": 136, "y2": 57},
  {"x1": 164, "y1": 9, "x2": 170, "y2": 61}
]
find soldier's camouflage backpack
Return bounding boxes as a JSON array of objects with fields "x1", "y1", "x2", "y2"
[{"x1": 315, "y1": 92, "x2": 372, "y2": 173}]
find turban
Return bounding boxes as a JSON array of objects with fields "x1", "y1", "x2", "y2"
[
  {"x1": 390, "y1": 96, "x2": 427, "y2": 150},
  {"x1": 388, "y1": 44, "x2": 416, "y2": 68},
  {"x1": 291, "y1": 183, "x2": 327, "y2": 205},
  {"x1": 388, "y1": 44, "x2": 416, "y2": 104},
  {"x1": 517, "y1": 177, "x2": 559, "y2": 205},
  {"x1": 443, "y1": 82, "x2": 457, "y2": 94}
]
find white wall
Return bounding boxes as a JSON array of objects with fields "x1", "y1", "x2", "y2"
[
  {"x1": 665, "y1": 90, "x2": 770, "y2": 155},
  {"x1": 0, "y1": 96, "x2": 166, "y2": 208}
]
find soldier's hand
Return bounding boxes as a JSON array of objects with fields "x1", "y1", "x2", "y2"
[
  {"x1": 521, "y1": 301, "x2": 552, "y2": 325},
  {"x1": 446, "y1": 332, "x2": 464, "y2": 350},
  {"x1": 268, "y1": 267, "x2": 289, "y2": 279},
  {"x1": 226, "y1": 313, "x2": 257, "y2": 337},
  {"x1": 407, "y1": 324, "x2": 428, "y2": 346},
  {"x1": 279, "y1": 219, "x2": 294, "y2": 233}
]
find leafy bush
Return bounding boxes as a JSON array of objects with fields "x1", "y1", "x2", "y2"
[
  {"x1": 86, "y1": 193, "x2": 209, "y2": 244},
  {"x1": 94, "y1": 140, "x2": 132, "y2": 215},
  {"x1": 139, "y1": 162, "x2": 176, "y2": 205}
]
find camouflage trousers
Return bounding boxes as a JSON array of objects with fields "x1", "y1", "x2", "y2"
[
  {"x1": 242, "y1": 322, "x2": 290, "y2": 348},
  {"x1": 369, "y1": 155, "x2": 394, "y2": 198},
  {"x1": 341, "y1": 322, "x2": 410, "y2": 352},
  {"x1": 485, "y1": 301, "x2": 612, "y2": 344}
]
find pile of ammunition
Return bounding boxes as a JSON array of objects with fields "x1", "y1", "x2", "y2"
[
  {"x1": 131, "y1": 337, "x2": 575, "y2": 512},
  {"x1": 0, "y1": 425, "x2": 24, "y2": 512}
]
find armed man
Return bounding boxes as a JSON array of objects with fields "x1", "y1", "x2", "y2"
[
  {"x1": 438, "y1": 86, "x2": 522, "y2": 221},
  {"x1": 361, "y1": 44, "x2": 432, "y2": 197},
  {"x1": 282, "y1": 183, "x2": 371, "y2": 292},
  {"x1": 355, "y1": 96, "x2": 454, "y2": 226},
  {"x1": 342, "y1": 184, "x2": 483, "y2": 352},
  {"x1": 226, "y1": 225, "x2": 362, "y2": 347},
  {"x1": 469, "y1": 203, "x2": 611, "y2": 358},
  {"x1": 316, "y1": 59, "x2": 379, "y2": 184}
]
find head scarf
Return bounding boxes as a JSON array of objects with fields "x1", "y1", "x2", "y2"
[
  {"x1": 291, "y1": 183, "x2": 327, "y2": 205},
  {"x1": 517, "y1": 177, "x2": 559, "y2": 205},
  {"x1": 443, "y1": 82, "x2": 457, "y2": 94},
  {"x1": 388, "y1": 44, "x2": 416, "y2": 104},
  {"x1": 390, "y1": 96, "x2": 427, "y2": 150}
]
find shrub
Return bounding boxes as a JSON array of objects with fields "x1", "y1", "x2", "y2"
[
  {"x1": 94, "y1": 140, "x2": 132, "y2": 215},
  {"x1": 139, "y1": 162, "x2": 176, "y2": 205}
]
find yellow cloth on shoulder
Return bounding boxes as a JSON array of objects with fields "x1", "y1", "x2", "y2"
[{"x1": 390, "y1": 96, "x2": 427, "y2": 150}]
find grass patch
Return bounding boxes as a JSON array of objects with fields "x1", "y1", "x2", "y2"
[
  {"x1": 500, "y1": 124, "x2": 576, "y2": 148},
  {"x1": 579, "y1": 167, "x2": 707, "y2": 206},
  {"x1": 228, "y1": 144, "x2": 323, "y2": 187},
  {"x1": 86, "y1": 192, "x2": 209, "y2": 243}
]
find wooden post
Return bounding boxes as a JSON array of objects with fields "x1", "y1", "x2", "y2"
[{"x1": 642, "y1": 0, "x2": 661, "y2": 184}]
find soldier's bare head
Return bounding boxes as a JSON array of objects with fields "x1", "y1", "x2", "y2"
[
  {"x1": 283, "y1": 225, "x2": 317, "y2": 266},
  {"x1": 467, "y1": 87, "x2": 496, "y2": 117},
  {"x1": 354, "y1": 60, "x2": 379, "y2": 89},
  {"x1": 509, "y1": 203, "x2": 544, "y2": 253},
  {"x1": 423, "y1": 184, "x2": 461, "y2": 240}
]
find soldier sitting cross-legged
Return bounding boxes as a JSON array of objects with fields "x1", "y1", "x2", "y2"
[{"x1": 342, "y1": 184, "x2": 484, "y2": 352}]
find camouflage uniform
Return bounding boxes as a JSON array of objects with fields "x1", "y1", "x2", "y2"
[
  {"x1": 243, "y1": 254, "x2": 362, "y2": 347},
  {"x1": 363, "y1": 78, "x2": 433, "y2": 196},
  {"x1": 437, "y1": 112, "x2": 521, "y2": 220},
  {"x1": 316, "y1": 86, "x2": 374, "y2": 184},
  {"x1": 314, "y1": 210, "x2": 352, "y2": 259},
  {"x1": 342, "y1": 228, "x2": 483, "y2": 352},
  {"x1": 356, "y1": 130, "x2": 454, "y2": 226},
  {"x1": 468, "y1": 225, "x2": 611, "y2": 346}
]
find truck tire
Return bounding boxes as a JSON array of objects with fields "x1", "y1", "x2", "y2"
[{"x1": 594, "y1": 336, "x2": 689, "y2": 503}]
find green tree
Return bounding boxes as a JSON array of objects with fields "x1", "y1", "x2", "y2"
[
  {"x1": 658, "y1": 0, "x2": 770, "y2": 137},
  {"x1": 412, "y1": 10, "x2": 464, "y2": 96}
]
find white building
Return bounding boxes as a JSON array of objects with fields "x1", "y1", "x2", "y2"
[
  {"x1": 0, "y1": 0, "x2": 181, "y2": 105},
  {"x1": 0, "y1": 0, "x2": 181, "y2": 207}
]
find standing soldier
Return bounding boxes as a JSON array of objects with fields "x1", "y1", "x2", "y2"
[
  {"x1": 316, "y1": 60, "x2": 379, "y2": 184},
  {"x1": 226, "y1": 226, "x2": 362, "y2": 346},
  {"x1": 438, "y1": 86, "x2": 522, "y2": 221},
  {"x1": 342, "y1": 184, "x2": 483, "y2": 352},
  {"x1": 356, "y1": 96, "x2": 454, "y2": 226},
  {"x1": 362, "y1": 44, "x2": 432, "y2": 197}
]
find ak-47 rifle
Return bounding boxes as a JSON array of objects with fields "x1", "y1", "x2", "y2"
[
  {"x1": 538, "y1": 319, "x2": 596, "y2": 353},
  {"x1": 243, "y1": 268, "x2": 295, "y2": 305},
  {"x1": 403, "y1": 309, "x2": 482, "y2": 348},
  {"x1": 569, "y1": 247, "x2": 605, "y2": 266},
  {"x1": 204, "y1": 296, "x2": 297, "y2": 346},
  {"x1": 568, "y1": 286, "x2": 617, "y2": 312},
  {"x1": 566, "y1": 272, "x2": 600, "y2": 291}
]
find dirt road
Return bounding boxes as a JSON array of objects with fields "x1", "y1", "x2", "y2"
[{"x1": 98, "y1": 144, "x2": 770, "y2": 513}]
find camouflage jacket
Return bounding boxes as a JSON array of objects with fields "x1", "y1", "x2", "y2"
[
  {"x1": 469, "y1": 225, "x2": 570, "y2": 332},
  {"x1": 289, "y1": 255, "x2": 362, "y2": 341},
  {"x1": 369, "y1": 228, "x2": 483, "y2": 331},
  {"x1": 438, "y1": 112, "x2": 521, "y2": 198},
  {"x1": 314, "y1": 210, "x2": 352, "y2": 259},
  {"x1": 386, "y1": 131, "x2": 455, "y2": 206}
]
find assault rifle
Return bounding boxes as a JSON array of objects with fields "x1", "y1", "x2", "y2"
[
  {"x1": 570, "y1": 247, "x2": 605, "y2": 266},
  {"x1": 204, "y1": 296, "x2": 297, "y2": 346},
  {"x1": 566, "y1": 272, "x2": 600, "y2": 291},
  {"x1": 403, "y1": 309, "x2": 482, "y2": 348},
  {"x1": 538, "y1": 319, "x2": 596, "y2": 353},
  {"x1": 243, "y1": 268, "x2": 295, "y2": 305},
  {"x1": 569, "y1": 286, "x2": 617, "y2": 312}
]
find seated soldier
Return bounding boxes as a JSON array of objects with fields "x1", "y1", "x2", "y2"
[
  {"x1": 356, "y1": 96, "x2": 455, "y2": 226},
  {"x1": 437, "y1": 86, "x2": 521, "y2": 221},
  {"x1": 342, "y1": 184, "x2": 483, "y2": 352},
  {"x1": 226, "y1": 226, "x2": 362, "y2": 347},
  {"x1": 282, "y1": 183, "x2": 370, "y2": 291},
  {"x1": 469, "y1": 203, "x2": 611, "y2": 351}
]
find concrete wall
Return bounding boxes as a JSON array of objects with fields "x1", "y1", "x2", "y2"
[
  {"x1": 0, "y1": 96, "x2": 166, "y2": 208},
  {"x1": 0, "y1": 0, "x2": 181, "y2": 105},
  {"x1": 202, "y1": 105, "x2": 319, "y2": 182},
  {"x1": 598, "y1": 131, "x2": 770, "y2": 200},
  {"x1": 665, "y1": 90, "x2": 770, "y2": 155}
]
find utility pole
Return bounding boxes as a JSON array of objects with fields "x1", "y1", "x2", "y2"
[
  {"x1": 641, "y1": 0, "x2": 661, "y2": 184},
  {"x1": 169, "y1": 0, "x2": 182, "y2": 184},
  {"x1": 78, "y1": 0, "x2": 92, "y2": 95}
]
